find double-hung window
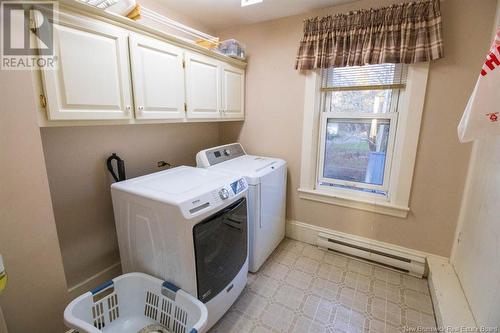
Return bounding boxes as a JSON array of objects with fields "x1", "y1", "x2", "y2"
[
  {"x1": 299, "y1": 62, "x2": 429, "y2": 217},
  {"x1": 318, "y1": 64, "x2": 407, "y2": 197}
]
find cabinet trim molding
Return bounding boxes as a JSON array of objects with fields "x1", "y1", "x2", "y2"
[
  {"x1": 36, "y1": 3, "x2": 246, "y2": 126},
  {"x1": 58, "y1": 0, "x2": 246, "y2": 69}
]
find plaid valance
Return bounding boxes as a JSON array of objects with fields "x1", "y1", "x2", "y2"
[{"x1": 295, "y1": 0, "x2": 444, "y2": 70}]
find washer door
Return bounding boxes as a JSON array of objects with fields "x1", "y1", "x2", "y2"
[{"x1": 193, "y1": 197, "x2": 248, "y2": 303}]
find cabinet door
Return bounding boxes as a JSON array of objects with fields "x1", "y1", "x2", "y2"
[
  {"x1": 221, "y1": 64, "x2": 245, "y2": 119},
  {"x1": 129, "y1": 34, "x2": 185, "y2": 119},
  {"x1": 41, "y1": 13, "x2": 133, "y2": 120},
  {"x1": 185, "y1": 52, "x2": 221, "y2": 119}
]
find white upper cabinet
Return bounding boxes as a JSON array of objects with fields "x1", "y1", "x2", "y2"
[
  {"x1": 129, "y1": 34, "x2": 186, "y2": 119},
  {"x1": 38, "y1": 10, "x2": 245, "y2": 124},
  {"x1": 41, "y1": 13, "x2": 133, "y2": 120},
  {"x1": 184, "y1": 52, "x2": 221, "y2": 119},
  {"x1": 221, "y1": 64, "x2": 245, "y2": 119}
]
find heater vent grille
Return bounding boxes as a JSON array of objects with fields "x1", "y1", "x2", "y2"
[
  {"x1": 326, "y1": 237, "x2": 411, "y2": 263},
  {"x1": 317, "y1": 232, "x2": 425, "y2": 277}
]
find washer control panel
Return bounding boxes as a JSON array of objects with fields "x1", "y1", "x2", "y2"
[
  {"x1": 196, "y1": 143, "x2": 246, "y2": 167},
  {"x1": 211, "y1": 178, "x2": 248, "y2": 203},
  {"x1": 219, "y1": 188, "x2": 230, "y2": 200},
  {"x1": 186, "y1": 178, "x2": 248, "y2": 217}
]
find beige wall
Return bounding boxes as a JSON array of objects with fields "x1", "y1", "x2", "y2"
[
  {"x1": 217, "y1": 0, "x2": 497, "y2": 257},
  {"x1": 452, "y1": 138, "x2": 500, "y2": 327},
  {"x1": 40, "y1": 123, "x2": 220, "y2": 289},
  {"x1": 0, "y1": 69, "x2": 68, "y2": 332}
]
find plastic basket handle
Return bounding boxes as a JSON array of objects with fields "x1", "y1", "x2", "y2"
[
  {"x1": 161, "y1": 281, "x2": 179, "y2": 300},
  {"x1": 91, "y1": 280, "x2": 113, "y2": 295}
]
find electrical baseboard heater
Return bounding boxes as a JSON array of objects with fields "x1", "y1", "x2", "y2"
[{"x1": 317, "y1": 232, "x2": 425, "y2": 277}]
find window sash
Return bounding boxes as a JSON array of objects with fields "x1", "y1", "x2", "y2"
[
  {"x1": 320, "y1": 88, "x2": 403, "y2": 115},
  {"x1": 317, "y1": 112, "x2": 398, "y2": 193},
  {"x1": 320, "y1": 83, "x2": 405, "y2": 92},
  {"x1": 321, "y1": 64, "x2": 408, "y2": 90}
]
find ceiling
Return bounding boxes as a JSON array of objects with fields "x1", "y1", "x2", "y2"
[{"x1": 156, "y1": 0, "x2": 358, "y2": 31}]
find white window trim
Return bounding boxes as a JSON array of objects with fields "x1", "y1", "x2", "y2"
[
  {"x1": 298, "y1": 62, "x2": 430, "y2": 218},
  {"x1": 317, "y1": 112, "x2": 398, "y2": 193}
]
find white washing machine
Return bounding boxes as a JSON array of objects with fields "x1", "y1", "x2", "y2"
[
  {"x1": 110, "y1": 166, "x2": 249, "y2": 330},
  {"x1": 196, "y1": 143, "x2": 287, "y2": 273}
]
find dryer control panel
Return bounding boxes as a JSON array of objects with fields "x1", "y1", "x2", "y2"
[
  {"x1": 196, "y1": 143, "x2": 246, "y2": 167},
  {"x1": 184, "y1": 178, "x2": 248, "y2": 218},
  {"x1": 211, "y1": 178, "x2": 248, "y2": 203},
  {"x1": 230, "y1": 178, "x2": 247, "y2": 195}
]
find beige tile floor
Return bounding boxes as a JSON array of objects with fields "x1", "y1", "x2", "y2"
[{"x1": 210, "y1": 238, "x2": 437, "y2": 333}]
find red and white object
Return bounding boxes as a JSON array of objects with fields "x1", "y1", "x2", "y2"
[{"x1": 458, "y1": 27, "x2": 500, "y2": 142}]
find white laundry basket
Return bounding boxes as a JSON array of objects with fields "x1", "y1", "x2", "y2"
[{"x1": 64, "y1": 272, "x2": 208, "y2": 333}]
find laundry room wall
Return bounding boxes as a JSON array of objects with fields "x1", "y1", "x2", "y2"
[
  {"x1": 0, "y1": 69, "x2": 68, "y2": 332},
  {"x1": 217, "y1": 0, "x2": 498, "y2": 257},
  {"x1": 41, "y1": 123, "x2": 220, "y2": 292},
  {"x1": 451, "y1": 137, "x2": 500, "y2": 327}
]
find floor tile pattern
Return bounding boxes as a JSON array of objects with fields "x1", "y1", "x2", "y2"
[{"x1": 210, "y1": 238, "x2": 437, "y2": 333}]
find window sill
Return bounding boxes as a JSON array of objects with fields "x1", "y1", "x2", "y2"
[{"x1": 297, "y1": 188, "x2": 409, "y2": 218}]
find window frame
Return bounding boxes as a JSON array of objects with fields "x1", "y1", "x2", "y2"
[
  {"x1": 317, "y1": 112, "x2": 398, "y2": 193},
  {"x1": 298, "y1": 63, "x2": 430, "y2": 218}
]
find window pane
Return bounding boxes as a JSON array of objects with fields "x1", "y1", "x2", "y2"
[
  {"x1": 323, "y1": 119, "x2": 390, "y2": 186},
  {"x1": 322, "y1": 63, "x2": 408, "y2": 88},
  {"x1": 324, "y1": 89, "x2": 395, "y2": 114}
]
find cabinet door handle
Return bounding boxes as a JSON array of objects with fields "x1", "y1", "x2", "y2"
[
  {"x1": 125, "y1": 106, "x2": 131, "y2": 111},
  {"x1": 138, "y1": 106, "x2": 144, "y2": 111}
]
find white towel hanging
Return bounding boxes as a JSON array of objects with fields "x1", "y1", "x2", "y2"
[{"x1": 458, "y1": 27, "x2": 500, "y2": 142}]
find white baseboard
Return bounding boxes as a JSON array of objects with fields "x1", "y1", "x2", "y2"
[
  {"x1": 285, "y1": 219, "x2": 448, "y2": 277},
  {"x1": 427, "y1": 257, "x2": 476, "y2": 330},
  {"x1": 67, "y1": 262, "x2": 122, "y2": 298}
]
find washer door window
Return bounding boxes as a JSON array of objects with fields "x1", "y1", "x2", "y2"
[{"x1": 193, "y1": 197, "x2": 247, "y2": 303}]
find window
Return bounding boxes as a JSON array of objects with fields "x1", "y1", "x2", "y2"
[
  {"x1": 318, "y1": 64, "x2": 407, "y2": 197},
  {"x1": 299, "y1": 63, "x2": 429, "y2": 218}
]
